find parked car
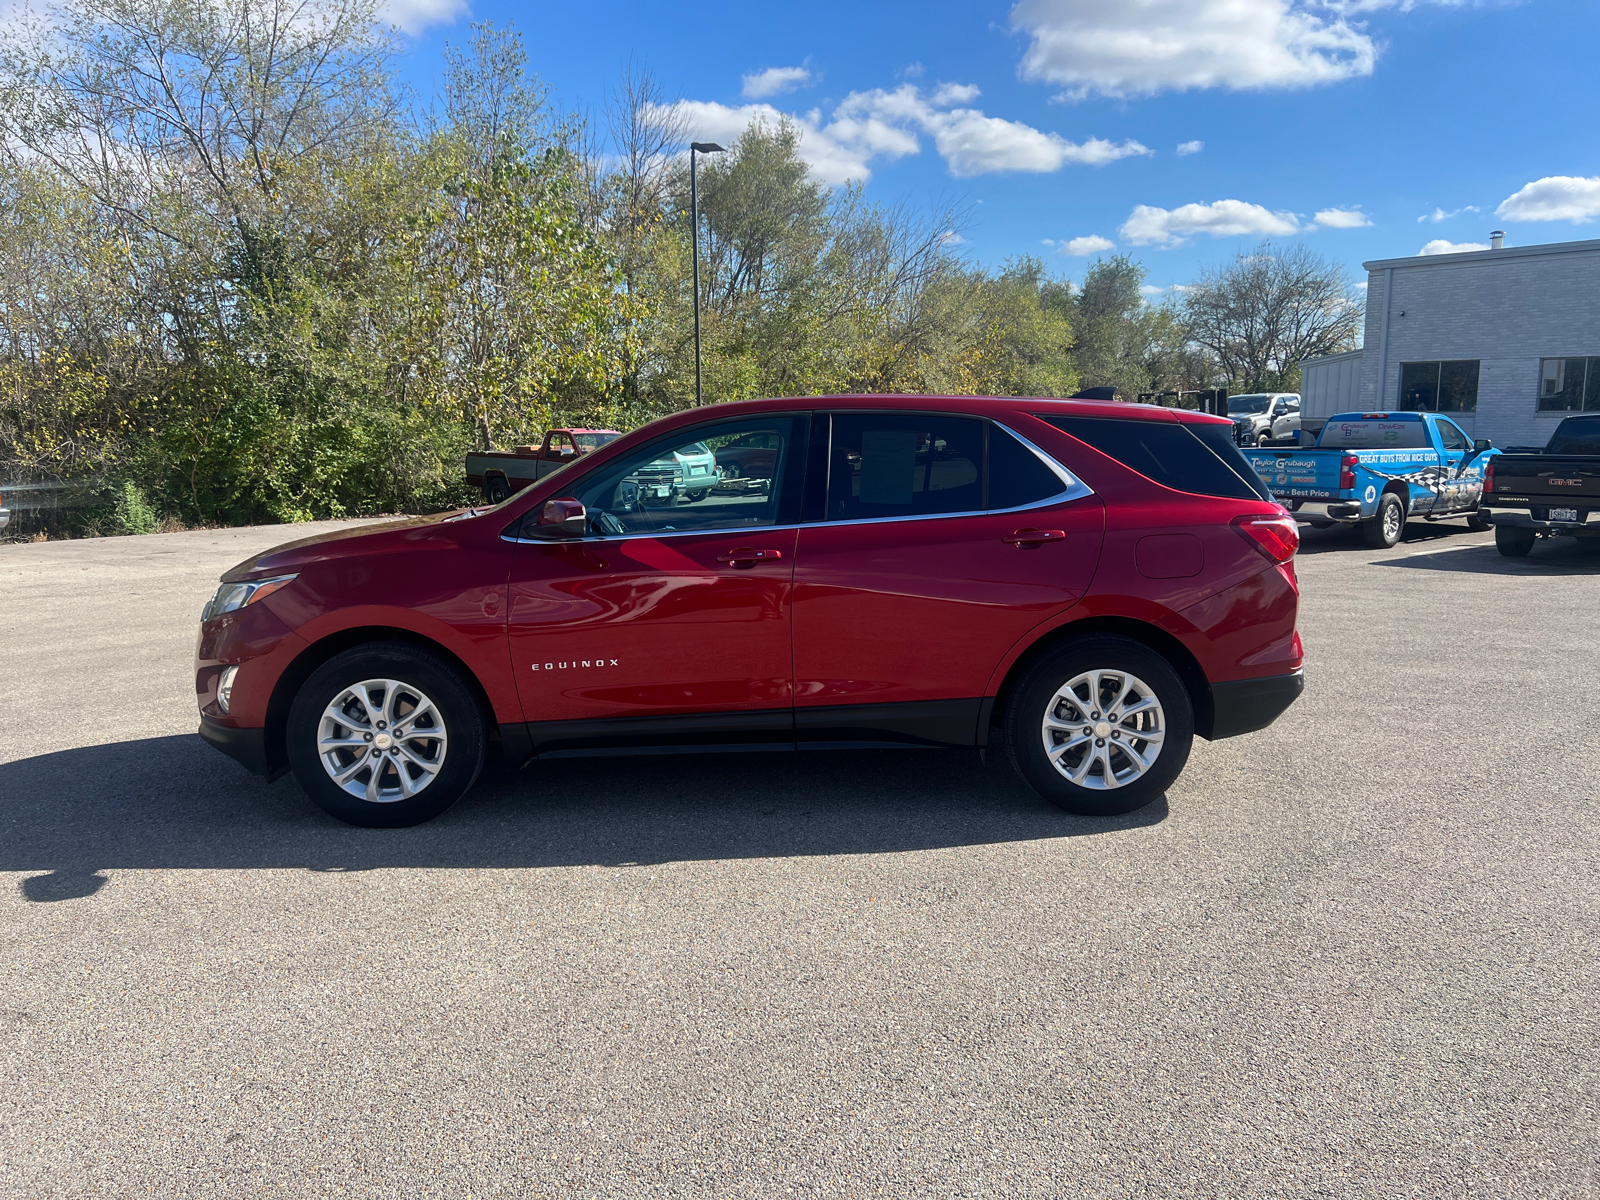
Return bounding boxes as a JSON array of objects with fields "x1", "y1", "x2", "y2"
[
  {"x1": 1228, "y1": 393, "x2": 1300, "y2": 446},
  {"x1": 465, "y1": 428, "x2": 621, "y2": 504},
  {"x1": 1482, "y1": 414, "x2": 1600, "y2": 557},
  {"x1": 712, "y1": 430, "x2": 782, "y2": 480},
  {"x1": 197, "y1": 396, "x2": 1304, "y2": 828},
  {"x1": 1241, "y1": 411, "x2": 1498, "y2": 547}
]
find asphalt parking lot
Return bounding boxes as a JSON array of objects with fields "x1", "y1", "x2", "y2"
[{"x1": 2, "y1": 519, "x2": 1598, "y2": 1198}]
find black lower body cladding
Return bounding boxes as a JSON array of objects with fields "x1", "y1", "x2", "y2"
[{"x1": 1208, "y1": 671, "x2": 1304, "y2": 740}]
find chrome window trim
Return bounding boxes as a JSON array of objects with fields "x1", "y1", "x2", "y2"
[{"x1": 504, "y1": 416, "x2": 1093, "y2": 544}]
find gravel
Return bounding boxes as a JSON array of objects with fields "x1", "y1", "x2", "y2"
[{"x1": 1, "y1": 518, "x2": 1597, "y2": 1198}]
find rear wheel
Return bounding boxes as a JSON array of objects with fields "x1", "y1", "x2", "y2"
[
  {"x1": 1362, "y1": 492, "x2": 1405, "y2": 548},
  {"x1": 483, "y1": 476, "x2": 510, "y2": 505},
  {"x1": 1004, "y1": 635, "x2": 1193, "y2": 817},
  {"x1": 1495, "y1": 524, "x2": 1536, "y2": 558},
  {"x1": 287, "y1": 643, "x2": 486, "y2": 828}
]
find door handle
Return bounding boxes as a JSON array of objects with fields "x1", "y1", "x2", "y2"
[
  {"x1": 1003, "y1": 528, "x2": 1066, "y2": 547},
  {"x1": 716, "y1": 547, "x2": 784, "y2": 568}
]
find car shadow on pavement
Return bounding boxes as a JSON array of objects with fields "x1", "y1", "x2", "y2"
[
  {"x1": 3, "y1": 734, "x2": 1167, "y2": 892},
  {"x1": 1374, "y1": 539, "x2": 1600, "y2": 574}
]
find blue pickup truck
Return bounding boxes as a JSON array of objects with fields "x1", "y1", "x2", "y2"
[{"x1": 1241, "y1": 412, "x2": 1499, "y2": 548}]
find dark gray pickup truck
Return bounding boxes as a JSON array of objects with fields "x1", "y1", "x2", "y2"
[{"x1": 1486, "y1": 414, "x2": 1600, "y2": 556}]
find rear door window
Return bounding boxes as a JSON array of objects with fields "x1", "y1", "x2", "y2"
[
  {"x1": 1040, "y1": 415, "x2": 1271, "y2": 501},
  {"x1": 987, "y1": 423, "x2": 1067, "y2": 510},
  {"x1": 826, "y1": 414, "x2": 984, "y2": 520}
]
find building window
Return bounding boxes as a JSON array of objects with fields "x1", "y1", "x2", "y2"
[
  {"x1": 1398, "y1": 360, "x2": 1479, "y2": 412},
  {"x1": 1537, "y1": 357, "x2": 1600, "y2": 412}
]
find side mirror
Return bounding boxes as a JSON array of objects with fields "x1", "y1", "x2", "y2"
[
  {"x1": 1474, "y1": 438, "x2": 1492, "y2": 452},
  {"x1": 527, "y1": 497, "x2": 586, "y2": 539},
  {"x1": 558, "y1": 445, "x2": 576, "y2": 457}
]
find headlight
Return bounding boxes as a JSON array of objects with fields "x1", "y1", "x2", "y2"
[{"x1": 202, "y1": 574, "x2": 297, "y2": 622}]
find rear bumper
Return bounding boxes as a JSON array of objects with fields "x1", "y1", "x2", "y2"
[
  {"x1": 198, "y1": 716, "x2": 270, "y2": 777},
  {"x1": 1491, "y1": 511, "x2": 1599, "y2": 536},
  {"x1": 1292, "y1": 500, "x2": 1363, "y2": 523},
  {"x1": 1208, "y1": 671, "x2": 1304, "y2": 740}
]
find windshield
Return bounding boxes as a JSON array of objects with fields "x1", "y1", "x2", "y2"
[
  {"x1": 1547, "y1": 416, "x2": 1600, "y2": 456},
  {"x1": 678, "y1": 442, "x2": 711, "y2": 458},
  {"x1": 1228, "y1": 395, "x2": 1270, "y2": 416},
  {"x1": 1318, "y1": 417, "x2": 1428, "y2": 449},
  {"x1": 574, "y1": 432, "x2": 618, "y2": 451}
]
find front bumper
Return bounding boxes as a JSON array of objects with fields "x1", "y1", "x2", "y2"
[
  {"x1": 1209, "y1": 671, "x2": 1304, "y2": 740},
  {"x1": 199, "y1": 715, "x2": 271, "y2": 777}
]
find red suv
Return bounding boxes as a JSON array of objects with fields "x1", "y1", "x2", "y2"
[{"x1": 197, "y1": 396, "x2": 1303, "y2": 827}]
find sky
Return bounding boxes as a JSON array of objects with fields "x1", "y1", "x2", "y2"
[{"x1": 386, "y1": 0, "x2": 1600, "y2": 297}]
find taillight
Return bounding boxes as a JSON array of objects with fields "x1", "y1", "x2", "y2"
[
  {"x1": 1339, "y1": 454, "x2": 1357, "y2": 491},
  {"x1": 1483, "y1": 458, "x2": 1494, "y2": 493},
  {"x1": 1233, "y1": 512, "x2": 1300, "y2": 564}
]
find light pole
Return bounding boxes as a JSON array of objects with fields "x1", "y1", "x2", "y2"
[{"x1": 689, "y1": 141, "x2": 724, "y2": 407}]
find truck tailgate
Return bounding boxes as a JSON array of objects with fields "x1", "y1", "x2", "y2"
[
  {"x1": 1241, "y1": 448, "x2": 1344, "y2": 499},
  {"x1": 1492, "y1": 456, "x2": 1600, "y2": 508}
]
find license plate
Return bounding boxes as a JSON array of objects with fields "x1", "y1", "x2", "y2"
[
  {"x1": 656, "y1": 487, "x2": 671, "y2": 497},
  {"x1": 1550, "y1": 508, "x2": 1578, "y2": 522}
]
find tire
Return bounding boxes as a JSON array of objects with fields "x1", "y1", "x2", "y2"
[
  {"x1": 287, "y1": 642, "x2": 487, "y2": 828},
  {"x1": 1467, "y1": 511, "x2": 1492, "y2": 533},
  {"x1": 720, "y1": 463, "x2": 742, "y2": 480},
  {"x1": 483, "y1": 476, "x2": 510, "y2": 505},
  {"x1": 686, "y1": 489, "x2": 709, "y2": 502},
  {"x1": 1362, "y1": 492, "x2": 1406, "y2": 548},
  {"x1": 1495, "y1": 524, "x2": 1536, "y2": 558},
  {"x1": 1004, "y1": 635, "x2": 1194, "y2": 817},
  {"x1": 1255, "y1": 431, "x2": 1270, "y2": 446}
]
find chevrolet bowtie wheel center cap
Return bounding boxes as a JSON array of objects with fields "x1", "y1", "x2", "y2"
[
  {"x1": 1094, "y1": 721, "x2": 1112, "y2": 739},
  {"x1": 374, "y1": 733, "x2": 393, "y2": 750}
]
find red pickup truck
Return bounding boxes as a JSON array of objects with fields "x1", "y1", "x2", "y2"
[{"x1": 465, "y1": 429, "x2": 621, "y2": 504}]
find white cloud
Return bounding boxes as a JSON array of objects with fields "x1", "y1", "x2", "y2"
[
  {"x1": 1064, "y1": 234, "x2": 1116, "y2": 255},
  {"x1": 1496, "y1": 176, "x2": 1600, "y2": 223},
  {"x1": 1010, "y1": 0, "x2": 1379, "y2": 99},
  {"x1": 1418, "y1": 205, "x2": 1479, "y2": 223},
  {"x1": 1120, "y1": 199, "x2": 1300, "y2": 246},
  {"x1": 1313, "y1": 207, "x2": 1372, "y2": 228},
  {"x1": 1419, "y1": 239, "x2": 1489, "y2": 255},
  {"x1": 382, "y1": 0, "x2": 465, "y2": 34},
  {"x1": 742, "y1": 66, "x2": 814, "y2": 100},
  {"x1": 1140, "y1": 284, "x2": 1167, "y2": 297},
  {"x1": 661, "y1": 84, "x2": 1149, "y2": 184},
  {"x1": 930, "y1": 82, "x2": 982, "y2": 106},
  {"x1": 1176, "y1": 140, "x2": 1205, "y2": 156},
  {"x1": 662, "y1": 99, "x2": 917, "y2": 185}
]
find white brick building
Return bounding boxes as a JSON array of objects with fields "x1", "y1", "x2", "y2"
[{"x1": 1352, "y1": 236, "x2": 1600, "y2": 450}]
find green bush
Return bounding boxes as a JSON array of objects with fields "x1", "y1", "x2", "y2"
[{"x1": 112, "y1": 480, "x2": 159, "y2": 535}]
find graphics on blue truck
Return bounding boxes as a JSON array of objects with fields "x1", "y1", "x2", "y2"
[{"x1": 1241, "y1": 412, "x2": 1498, "y2": 548}]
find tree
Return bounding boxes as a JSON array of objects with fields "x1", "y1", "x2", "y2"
[{"x1": 1181, "y1": 243, "x2": 1361, "y2": 393}]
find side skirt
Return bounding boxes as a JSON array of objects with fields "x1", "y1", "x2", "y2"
[{"x1": 505, "y1": 699, "x2": 986, "y2": 761}]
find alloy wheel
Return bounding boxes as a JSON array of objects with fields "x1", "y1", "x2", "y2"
[
  {"x1": 317, "y1": 678, "x2": 449, "y2": 803},
  {"x1": 1040, "y1": 669, "x2": 1165, "y2": 790}
]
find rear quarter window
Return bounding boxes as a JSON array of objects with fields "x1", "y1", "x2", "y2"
[{"x1": 1040, "y1": 415, "x2": 1271, "y2": 502}]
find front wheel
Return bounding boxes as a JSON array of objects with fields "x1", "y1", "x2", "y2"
[
  {"x1": 1004, "y1": 635, "x2": 1194, "y2": 817},
  {"x1": 287, "y1": 642, "x2": 487, "y2": 827},
  {"x1": 1362, "y1": 492, "x2": 1405, "y2": 548},
  {"x1": 1495, "y1": 524, "x2": 1536, "y2": 558}
]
